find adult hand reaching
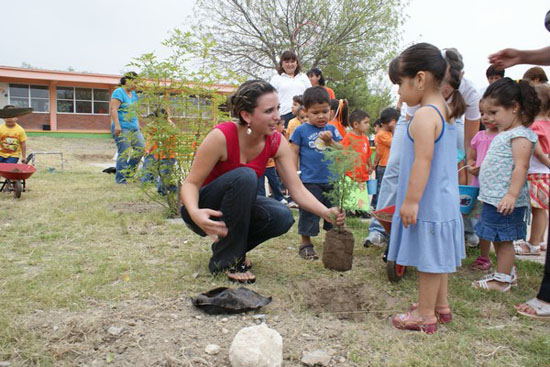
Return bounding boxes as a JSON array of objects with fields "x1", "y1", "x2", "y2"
[
  {"x1": 191, "y1": 208, "x2": 228, "y2": 240},
  {"x1": 322, "y1": 207, "x2": 346, "y2": 226},
  {"x1": 488, "y1": 48, "x2": 522, "y2": 70}
]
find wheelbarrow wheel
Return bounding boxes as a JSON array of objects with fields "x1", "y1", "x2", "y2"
[
  {"x1": 387, "y1": 261, "x2": 406, "y2": 283},
  {"x1": 13, "y1": 180, "x2": 22, "y2": 199}
]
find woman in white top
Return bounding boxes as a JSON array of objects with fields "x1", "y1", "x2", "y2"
[{"x1": 270, "y1": 50, "x2": 311, "y2": 128}]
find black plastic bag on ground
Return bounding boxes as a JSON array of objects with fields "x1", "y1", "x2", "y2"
[{"x1": 192, "y1": 287, "x2": 272, "y2": 315}]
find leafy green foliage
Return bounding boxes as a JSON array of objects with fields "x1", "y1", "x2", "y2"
[
  {"x1": 125, "y1": 29, "x2": 243, "y2": 215},
  {"x1": 323, "y1": 147, "x2": 361, "y2": 214}
]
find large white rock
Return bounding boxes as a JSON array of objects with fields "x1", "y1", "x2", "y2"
[{"x1": 229, "y1": 323, "x2": 283, "y2": 367}]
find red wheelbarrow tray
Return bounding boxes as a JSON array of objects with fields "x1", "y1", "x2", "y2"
[
  {"x1": 373, "y1": 205, "x2": 396, "y2": 234},
  {"x1": 0, "y1": 163, "x2": 36, "y2": 180}
]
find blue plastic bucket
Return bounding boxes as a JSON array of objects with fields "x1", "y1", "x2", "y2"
[
  {"x1": 367, "y1": 179, "x2": 378, "y2": 195},
  {"x1": 459, "y1": 185, "x2": 479, "y2": 214}
]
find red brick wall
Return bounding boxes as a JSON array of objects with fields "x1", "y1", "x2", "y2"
[
  {"x1": 57, "y1": 114, "x2": 111, "y2": 131},
  {"x1": 16, "y1": 113, "x2": 50, "y2": 130}
]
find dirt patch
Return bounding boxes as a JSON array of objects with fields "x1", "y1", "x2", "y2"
[
  {"x1": 19, "y1": 296, "x2": 355, "y2": 367},
  {"x1": 74, "y1": 154, "x2": 114, "y2": 161},
  {"x1": 110, "y1": 201, "x2": 163, "y2": 214},
  {"x1": 296, "y1": 278, "x2": 396, "y2": 321}
]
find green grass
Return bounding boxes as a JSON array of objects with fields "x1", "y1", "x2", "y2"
[{"x1": 0, "y1": 136, "x2": 548, "y2": 366}]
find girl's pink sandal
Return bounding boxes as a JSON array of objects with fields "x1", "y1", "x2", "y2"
[
  {"x1": 392, "y1": 312, "x2": 438, "y2": 334},
  {"x1": 410, "y1": 303, "x2": 452, "y2": 324},
  {"x1": 471, "y1": 256, "x2": 491, "y2": 272}
]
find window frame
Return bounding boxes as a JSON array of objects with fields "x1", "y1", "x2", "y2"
[
  {"x1": 8, "y1": 83, "x2": 50, "y2": 114},
  {"x1": 56, "y1": 86, "x2": 110, "y2": 115}
]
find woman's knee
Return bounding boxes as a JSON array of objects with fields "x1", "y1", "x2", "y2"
[{"x1": 230, "y1": 167, "x2": 258, "y2": 186}]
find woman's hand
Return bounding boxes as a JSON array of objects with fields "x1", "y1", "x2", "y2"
[
  {"x1": 322, "y1": 207, "x2": 346, "y2": 226},
  {"x1": 191, "y1": 209, "x2": 228, "y2": 240},
  {"x1": 497, "y1": 194, "x2": 517, "y2": 215},
  {"x1": 400, "y1": 199, "x2": 418, "y2": 228},
  {"x1": 114, "y1": 125, "x2": 122, "y2": 137}
]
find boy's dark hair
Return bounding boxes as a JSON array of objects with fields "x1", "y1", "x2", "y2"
[
  {"x1": 306, "y1": 68, "x2": 326, "y2": 86},
  {"x1": 292, "y1": 95, "x2": 303, "y2": 105},
  {"x1": 535, "y1": 84, "x2": 550, "y2": 117},
  {"x1": 277, "y1": 50, "x2": 301, "y2": 76},
  {"x1": 379, "y1": 107, "x2": 400, "y2": 124},
  {"x1": 373, "y1": 119, "x2": 382, "y2": 127},
  {"x1": 120, "y1": 71, "x2": 138, "y2": 86},
  {"x1": 330, "y1": 99, "x2": 339, "y2": 111},
  {"x1": 483, "y1": 77, "x2": 541, "y2": 126},
  {"x1": 349, "y1": 110, "x2": 370, "y2": 127},
  {"x1": 297, "y1": 105, "x2": 305, "y2": 115},
  {"x1": 486, "y1": 65, "x2": 505, "y2": 78},
  {"x1": 303, "y1": 86, "x2": 330, "y2": 109},
  {"x1": 229, "y1": 80, "x2": 277, "y2": 125},
  {"x1": 523, "y1": 66, "x2": 548, "y2": 83}
]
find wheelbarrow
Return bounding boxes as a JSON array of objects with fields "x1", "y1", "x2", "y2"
[
  {"x1": 0, "y1": 162, "x2": 36, "y2": 198},
  {"x1": 372, "y1": 205, "x2": 407, "y2": 283}
]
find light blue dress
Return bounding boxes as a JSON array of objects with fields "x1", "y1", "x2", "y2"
[{"x1": 388, "y1": 105, "x2": 465, "y2": 273}]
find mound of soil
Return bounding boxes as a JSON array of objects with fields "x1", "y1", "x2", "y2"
[{"x1": 296, "y1": 279, "x2": 376, "y2": 321}]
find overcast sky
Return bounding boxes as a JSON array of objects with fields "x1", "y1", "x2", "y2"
[{"x1": 1, "y1": 0, "x2": 549, "y2": 94}]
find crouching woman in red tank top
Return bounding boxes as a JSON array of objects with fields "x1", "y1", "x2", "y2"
[{"x1": 180, "y1": 80, "x2": 345, "y2": 283}]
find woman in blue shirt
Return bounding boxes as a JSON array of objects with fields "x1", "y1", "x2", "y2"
[{"x1": 110, "y1": 72, "x2": 145, "y2": 184}]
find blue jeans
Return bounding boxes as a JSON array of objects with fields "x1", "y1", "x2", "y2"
[
  {"x1": 140, "y1": 154, "x2": 157, "y2": 184},
  {"x1": 368, "y1": 115, "x2": 408, "y2": 236},
  {"x1": 258, "y1": 166, "x2": 284, "y2": 201},
  {"x1": 298, "y1": 183, "x2": 333, "y2": 236},
  {"x1": 180, "y1": 167, "x2": 295, "y2": 273},
  {"x1": 157, "y1": 158, "x2": 177, "y2": 195},
  {"x1": 111, "y1": 124, "x2": 145, "y2": 184},
  {"x1": 0, "y1": 156, "x2": 19, "y2": 163}
]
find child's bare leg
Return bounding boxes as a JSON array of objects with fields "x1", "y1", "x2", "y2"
[
  {"x1": 301, "y1": 235, "x2": 312, "y2": 245},
  {"x1": 479, "y1": 239, "x2": 492, "y2": 258},
  {"x1": 495, "y1": 241, "x2": 514, "y2": 275},
  {"x1": 528, "y1": 208, "x2": 547, "y2": 245},
  {"x1": 411, "y1": 272, "x2": 440, "y2": 320},
  {"x1": 435, "y1": 273, "x2": 449, "y2": 308}
]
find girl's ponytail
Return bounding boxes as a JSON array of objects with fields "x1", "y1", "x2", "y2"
[
  {"x1": 443, "y1": 48, "x2": 466, "y2": 120},
  {"x1": 517, "y1": 79, "x2": 540, "y2": 124},
  {"x1": 483, "y1": 78, "x2": 541, "y2": 126},
  {"x1": 335, "y1": 99, "x2": 349, "y2": 127}
]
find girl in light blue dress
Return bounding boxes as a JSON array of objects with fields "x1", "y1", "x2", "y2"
[{"x1": 387, "y1": 43, "x2": 465, "y2": 334}]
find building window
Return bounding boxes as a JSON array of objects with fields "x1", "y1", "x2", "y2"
[
  {"x1": 169, "y1": 95, "x2": 213, "y2": 118},
  {"x1": 56, "y1": 87, "x2": 110, "y2": 114},
  {"x1": 8, "y1": 84, "x2": 49, "y2": 113}
]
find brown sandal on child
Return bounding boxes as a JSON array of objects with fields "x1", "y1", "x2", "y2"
[{"x1": 298, "y1": 243, "x2": 319, "y2": 260}]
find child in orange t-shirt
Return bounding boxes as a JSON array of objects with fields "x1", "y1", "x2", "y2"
[
  {"x1": 258, "y1": 118, "x2": 286, "y2": 203},
  {"x1": 328, "y1": 99, "x2": 349, "y2": 138},
  {"x1": 342, "y1": 110, "x2": 373, "y2": 214},
  {"x1": 371, "y1": 107, "x2": 400, "y2": 209},
  {"x1": 287, "y1": 106, "x2": 308, "y2": 138}
]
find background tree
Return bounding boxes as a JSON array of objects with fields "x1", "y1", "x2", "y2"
[{"x1": 194, "y1": 0, "x2": 406, "y2": 112}]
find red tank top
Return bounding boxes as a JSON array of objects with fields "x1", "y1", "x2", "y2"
[{"x1": 202, "y1": 122, "x2": 282, "y2": 186}]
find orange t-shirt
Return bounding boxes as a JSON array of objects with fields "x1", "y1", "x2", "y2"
[
  {"x1": 328, "y1": 120, "x2": 347, "y2": 139},
  {"x1": 325, "y1": 86, "x2": 335, "y2": 99},
  {"x1": 342, "y1": 132, "x2": 372, "y2": 182},
  {"x1": 375, "y1": 130, "x2": 392, "y2": 167}
]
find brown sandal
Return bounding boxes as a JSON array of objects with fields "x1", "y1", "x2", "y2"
[
  {"x1": 226, "y1": 263, "x2": 256, "y2": 284},
  {"x1": 298, "y1": 243, "x2": 318, "y2": 260}
]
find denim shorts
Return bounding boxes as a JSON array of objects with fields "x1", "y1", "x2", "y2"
[
  {"x1": 474, "y1": 203, "x2": 527, "y2": 242},
  {"x1": 298, "y1": 183, "x2": 333, "y2": 236}
]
